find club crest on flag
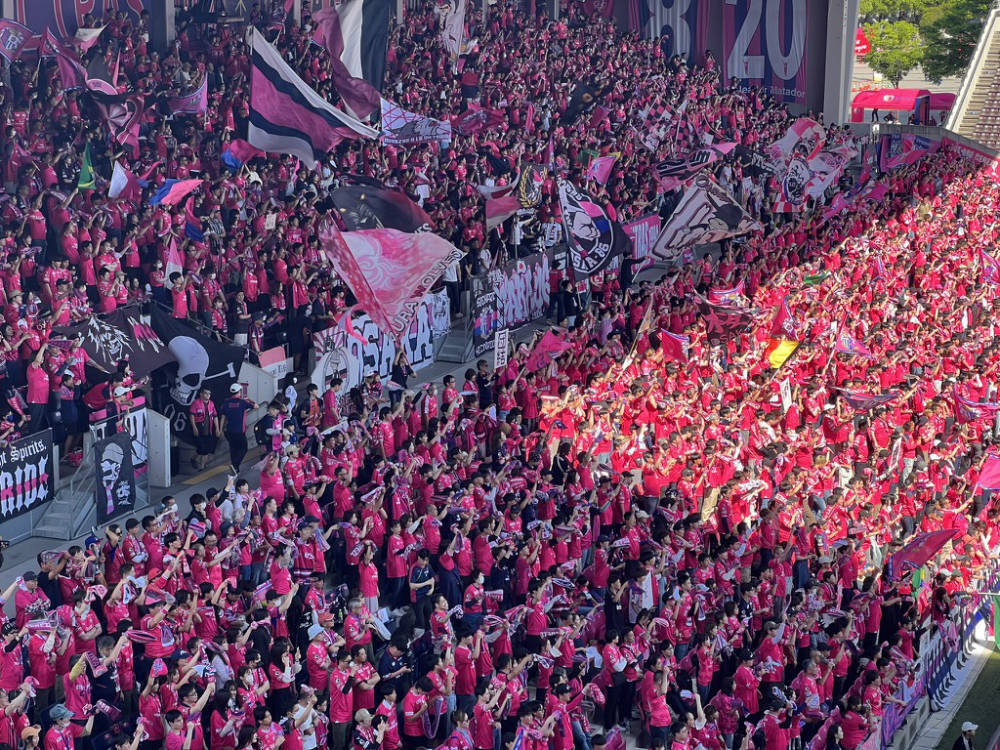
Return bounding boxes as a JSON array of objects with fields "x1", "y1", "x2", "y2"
[{"x1": 558, "y1": 179, "x2": 618, "y2": 277}]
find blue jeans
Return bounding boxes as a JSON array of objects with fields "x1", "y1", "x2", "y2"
[{"x1": 572, "y1": 720, "x2": 592, "y2": 750}]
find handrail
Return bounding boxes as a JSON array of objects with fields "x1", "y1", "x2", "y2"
[{"x1": 947, "y1": 6, "x2": 1000, "y2": 131}]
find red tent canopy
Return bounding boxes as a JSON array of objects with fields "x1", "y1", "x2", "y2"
[
  {"x1": 850, "y1": 88, "x2": 931, "y2": 122},
  {"x1": 929, "y1": 93, "x2": 956, "y2": 111}
]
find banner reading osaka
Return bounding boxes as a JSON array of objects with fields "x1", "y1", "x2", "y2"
[
  {"x1": 723, "y1": 0, "x2": 807, "y2": 104},
  {"x1": 10, "y1": 0, "x2": 149, "y2": 40}
]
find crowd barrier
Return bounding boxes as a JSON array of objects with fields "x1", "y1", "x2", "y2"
[{"x1": 803, "y1": 562, "x2": 1000, "y2": 750}]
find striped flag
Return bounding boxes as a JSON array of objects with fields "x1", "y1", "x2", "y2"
[
  {"x1": 311, "y1": 0, "x2": 391, "y2": 119},
  {"x1": 708, "y1": 278, "x2": 745, "y2": 304},
  {"x1": 763, "y1": 297, "x2": 799, "y2": 368},
  {"x1": 150, "y1": 179, "x2": 203, "y2": 207},
  {"x1": 248, "y1": 27, "x2": 377, "y2": 168}
]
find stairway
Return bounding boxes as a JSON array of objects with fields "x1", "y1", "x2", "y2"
[
  {"x1": 948, "y1": 5, "x2": 1000, "y2": 150},
  {"x1": 435, "y1": 323, "x2": 474, "y2": 363},
  {"x1": 33, "y1": 489, "x2": 96, "y2": 541}
]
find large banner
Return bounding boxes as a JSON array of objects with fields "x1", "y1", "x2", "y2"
[
  {"x1": 624, "y1": 214, "x2": 662, "y2": 265},
  {"x1": 0, "y1": 431, "x2": 53, "y2": 522},
  {"x1": 9, "y1": 1, "x2": 151, "y2": 43},
  {"x1": 150, "y1": 307, "x2": 246, "y2": 440},
  {"x1": 94, "y1": 432, "x2": 136, "y2": 525},
  {"x1": 310, "y1": 294, "x2": 443, "y2": 391},
  {"x1": 55, "y1": 306, "x2": 174, "y2": 376},
  {"x1": 641, "y1": 0, "x2": 711, "y2": 59},
  {"x1": 723, "y1": 0, "x2": 808, "y2": 104}
]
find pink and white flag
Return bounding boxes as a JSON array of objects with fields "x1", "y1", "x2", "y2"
[
  {"x1": 586, "y1": 153, "x2": 619, "y2": 185},
  {"x1": 169, "y1": 77, "x2": 208, "y2": 115}
]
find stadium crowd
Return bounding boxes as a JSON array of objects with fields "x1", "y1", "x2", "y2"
[{"x1": 0, "y1": 2, "x2": 996, "y2": 750}]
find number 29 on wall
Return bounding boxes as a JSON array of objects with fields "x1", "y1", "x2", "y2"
[{"x1": 725, "y1": 0, "x2": 806, "y2": 82}]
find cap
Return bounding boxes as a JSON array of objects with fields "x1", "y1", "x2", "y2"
[
  {"x1": 49, "y1": 705, "x2": 74, "y2": 721},
  {"x1": 354, "y1": 709, "x2": 373, "y2": 723},
  {"x1": 307, "y1": 624, "x2": 325, "y2": 640},
  {"x1": 317, "y1": 612, "x2": 335, "y2": 625},
  {"x1": 21, "y1": 726, "x2": 41, "y2": 741},
  {"x1": 1, "y1": 621, "x2": 17, "y2": 636},
  {"x1": 113, "y1": 386, "x2": 130, "y2": 397},
  {"x1": 22, "y1": 571, "x2": 37, "y2": 582},
  {"x1": 230, "y1": 383, "x2": 242, "y2": 394},
  {"x1": 962, "y1": 722, "x2": 978, "y2": 733}
]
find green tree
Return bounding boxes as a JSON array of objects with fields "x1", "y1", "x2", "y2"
[
  {"x1": 863, "y1": 20, "x2": 926, "y2": 86},
  {"x1": 859, "y1": 0, "x2": 936, "y2": 24},
  {"x1": 920, "y1": 0, "x2": 992, "y2": 83}
]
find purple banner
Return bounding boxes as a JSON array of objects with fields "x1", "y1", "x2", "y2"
[
  {"x1": 9, "y1": 0, "x2": 150, "y2": 44},
  {"x1": 623, "y1": 213, "x2": 661, "y2": 263}
]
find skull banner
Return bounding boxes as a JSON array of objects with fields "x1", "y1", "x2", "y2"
[
  {"x1": 95, "y1": 431, "x2": 135, "y2": 524},
  {"x1": 151, "y1": 307, "x2": 246, "y2": 442}
]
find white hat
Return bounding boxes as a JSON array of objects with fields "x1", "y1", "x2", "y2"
[
  {"x1": 307, "y1": 624, "x2": 324, "y2": 640},
  {"x1": 113, "y1": 386, "x2": 130, "y2": 397},
  {"x1": 962, "y1": 722, "x2": 978, "y2": 733},
  {"x1": 230, "y1": 383, "x2": 242, "y2": 394}
]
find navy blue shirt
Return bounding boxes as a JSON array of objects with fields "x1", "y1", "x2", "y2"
[{"x1": 220, "y1": 396, "x2": 254, "y2": 435}]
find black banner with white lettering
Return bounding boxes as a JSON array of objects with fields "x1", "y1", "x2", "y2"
[
  {"x1": 0, "y1": 430, "x2": 53, "y2": 522},
  {"x1": 95, "y1": 432, "x2": 136, "y2": 524}
]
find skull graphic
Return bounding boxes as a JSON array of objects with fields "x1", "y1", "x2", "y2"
[{"x1": 168, "y1": 336, "x2": 209, "y2": 406}]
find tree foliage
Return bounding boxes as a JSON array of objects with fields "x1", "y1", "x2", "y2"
[
  {"x1": 863, "y1": 20, "x2": 926, "y2": 86},
  {"x1": 919, "y1": 0, "x2": 993, "y2": 83},
  {"x1": 859, "y1": 0, "x2": 934, "y2": 23}
]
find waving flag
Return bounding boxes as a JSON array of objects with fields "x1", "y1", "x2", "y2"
[
  {"x1": 696, "y1": 294, "x2": 758, "y2": 342},
  {"x1": 454, "y1": 107, "x2": 506, "y2": 136},
  {"x1": 380, "y1": 98, "x2": 452, "y2": 146},
  {"x1": 708, "y1": 279, "x2": 745, "y2": 305},
  {"x1": 978, "y1": 453, "x2": 1000, "y2": 491},
  {"x1": 221, "y1": 139, "x2": 265, "y2": 171},
  {"x1": 661, "y1": 331, "x2": 690, "y2": 363},
  {"x1": 981, "y1": 249, "x2": 1000, "y2": 283},
  {"x1": 43, "y1": 30, "x2": 87, "y2": 90},
  {"x1": 108, "y1": 161, "x2": 141, "y2": 205},
  {"x1": 169, "y1": 77, "x2": 208, "y2": 115},
  {"x1": 558, "y1": 179, "x2": 623, "y2": 277},
  {"x1": 767, "y1": 118, "x2": 825, "y2": 165},
  {"x1": 887, "y1": 528, "x2": 960, "y2": 579},
  {"x1": 650, "y1": 175, "x2": 760, "y2": 263},
  {"x1": 834, "y1": 328, "x2": 874, "y2": 359},
  {"x1": 0, "y1": 20, "x2": 31, "y2": 61},
  {"x1": 654, "y1": 143, "x2": 736, "y2": 192},
  {"x1": 150, "y1": 179, "x2": 203, "y2": 207},
  {"x1": 837, "y1": 388, "x2": 899, "y2": 411},
  {"x1": 763, "y1": 297, "x2": 799, "y2": 369},
  {"x1": 331, "y1": 180, "x2": 431, "y2": 232},
  {"x1": 953, "y1": 386, "x2": 1000, "y2": 424},
  {"x1": 440, "y1": 0, "x2": 467, "y2": 58},
  {"x1": 586, "y1": 153, "x2": 619, "y2": 185},
  {"x1": 77, "y1": 144, "x2": 96, "y2": 192},
  {"x1": 73, "y1": 26, "x2": 106, "y2": 52},
  {"x1": 318, "y1": 222, "x2": 463, "y2": 341},
  {"x1": 311, "y1": 0, "x2": 390, "y2": 119},
  {"x1": 525, "y1": 331, "x2": 573, "y2": 371},
  {"x1": 249, "y1": 28, "x2": 377, "y2": 168},
  {"x1": 184, "y1": 198, "x2": 204, "y2": 242}
]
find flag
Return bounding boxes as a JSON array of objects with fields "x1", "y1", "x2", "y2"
[
  {"x1": 168, "y1": 76, "x2": 208, "y2": 115},
  {"x1": 165, "y1": 237, "x2": 184, "y2": 279},
  {"x1": 586, "y1": 153, "x2": 619, "y2": 185},
  {"x1": 0, "y1": 20, "x2": 31, "y2": 61},
  {"x1": 837, "y1": 388, "x2": 899, "y2": 411},
  {"x1": 954, "y1": 387, "x2": 1000, "y2": 424},
  {"x1": 650, "y1": 175, "x2": 760, "y2": 263},
  {"x1": 982, "y1": 249, "x2": 1000, "y2": 283},
  {"x1": 654, "y1": 143, "x2": 736, "y2": 192},
  {"x1": 248, "y1": 27, "x2": 377, "y2": 168},
  {"x1": 767, "y1": 118, "x2": 826, "y2": 165},
  {"x1": 977, "y1": 453, "x2": 1000, "y2": 491},
  {"x1": 480, "y1": 182, "x2": 521, "y2": 230},
  {"x1": 696, "y1": 294, "x2": 758, "y2": 342},
  {"x1": 834, "y1": 328, "x2": 874, "y2": 359},
  {"x1": 708, "y1": 279, "x2": 745, "y2": 305},
  {"x1": 77, "y1": 144, "x2": 96, "y2": 191},
  {"x1": 661, "y1": 331, "x2": 689, "y2": 362},
  {"x1": 763, "y1": 339, "x2": 798, "y2": 369},
  {"x1": 525, "y1": 331, "x2": 573, "y2": 371},
  {"x1": 453, "y1": 107, "x2": 506, "y2": 136},
  {"x1": 150, "y1": 179, "x2": 203, "y2": 207},
  {"x1": 318, "y1": 222, "x2": 464, "y2": 341},
  {"x1": 441, "y1": 0, "x2": 467, "y2": 58},
  {"x1": 184, "y1": 198, "x2": 204, "y2": 242},
  {"x1": 886, "y1": 528, "x2": 960, "y2": 579},
  {"x1": 330, "y1": 179, "x2": 431, "y2": 232},
  {"x1": 558, "y1": 179, "x2": 623, "y2": 277},
  {"x1": 221, "y1": 139, "x2": 265, "y2": 171},
  {"x1": 560, "y1": 83, "x2": 599, "y2": 125},
  {"x1": 44, "y1": 30, "x2": 87, "y2": 90},
  {"x1": 803, "y1": 272, "x2": 828, "y2": 286},
  {"x1": 380, "y1": 98, "x2": 452, "y2": 146},
  {"x1": 873, "y1": 255, "x2": 887, "y2": 280},
  {"x1": 73, "y1": 26, "x2": 105, "y2": 52},
  {"x1": 108, "y1": 161, "x2": 141, "y2": 204},
  {"x1": 762, "y1": 297, "x2": 800, "y2": 368},
  {"x1": 54, "y1": 306, "x2": 174, "y2": 376}
]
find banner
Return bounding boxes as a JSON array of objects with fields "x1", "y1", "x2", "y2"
[
  {"x1": 95, "y1": 432, "x2": 135, "y2": 524},
  {"x1": 319, "y1": 223, "x2": 463, "y2": 342},
  {"x1": 887, "y1": 528, "x2": 960, "y2": 579},
  {"x1": 623, "y1": 214, "x2": 662, "y2": 264},
  {"x1": 10, "y1": 1, "x2": 151, "y2": 45},
  {"x1": 440, "y1": 0, "x2": 466, "y2": 57},
  {"x1": 0, "y1": 20, "x2": 31, "y2": 61},
  {"x1": 494, "y1": 329, "x2": 510, "y2": 371},
  {"x1": 723, "y1": 0, "x2": 808, "y2": 104},
  {"x1": 650, "y1": 175, "x2": 760, "y2": 262},
  {"x1": 486, "y1": 250, "x2": 553, "y2": 329},
  {"x1": 90, "y1": 404, "x2": 149, "y2": 472},
  {"x1": 637, "y1": 0, "x2": 709, "y2": 58},
  {"x1": 453, "y1": 107, "x2": 506, "y2": 136},
  {"x1": 380, "y1": 98, "x2": 452, "y2": 147},
  {"x1": 879, "y1": 133, "x2": 940, "y2": 171},
  {"x1": 428, "y1": 290, "x2": 451, "y2": 339},
  {"x1": 309, "y1": 299, "x2": 439, "y2": 392},
  {"x1": 472, "y1": 289, "x2": 502, "y2": 356},
  {"x1": 55, "y1": 306, "x2": 174, "y2": 376},
  {"x1": 0, "y1": 431, "x2": 53, "y2": 522},
  {"x1": 654, "y1": 143, "x2": 736, "y2": 192},
  {"x1": 558, "y1": 179, "x2": 622, "y2": 277},
  {"x1": 150, "y1": 307, "x2": 246, "y2": 441},
  {"x1": 168, "y1": 77, "x2": 208, "y2": 115}
]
